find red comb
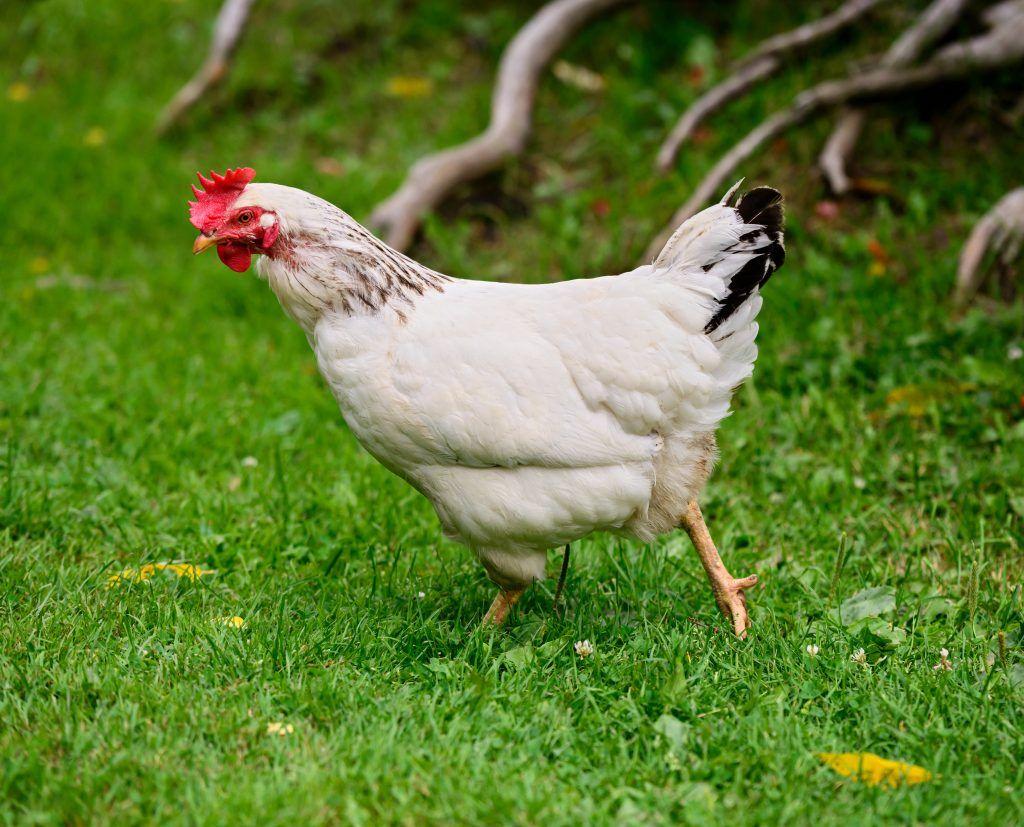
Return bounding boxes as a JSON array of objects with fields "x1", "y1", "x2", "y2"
[{"x1": 188, "y1": 167, "x2": 256, "y2": 231}]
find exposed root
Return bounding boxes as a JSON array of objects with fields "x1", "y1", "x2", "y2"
[
  {"x1": 369, "y1": 0, "x2": 627, "y2": 252},
  {"x1": 656, "y1": 0, "x2": 884, "y2": 172},
  {"x1": 820, "y1": 0, "x2": 971, "y2": 194},
  {"x1": 954, "y1": 188, "x2": 1024, "y2": 310},
  {"x1": 155, "y1": 0, "x2": 255, "y2": 135},
  {"x1": 644, "y1": 12, "x2": 1024, "y2": 262}
]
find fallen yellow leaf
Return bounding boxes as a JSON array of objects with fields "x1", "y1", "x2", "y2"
[
  {"x1": 818, "y1": 752, "x2": 933, "y2": 787},
  {"x1": 163, "y1": 562, "x2": 208, "y2": 581},
  {"x1": 106, "y1": 561, "x2": 211, "y2": 587},
  {"x1": 385, "y1": 76, "x2": 433, "y2": 98}
]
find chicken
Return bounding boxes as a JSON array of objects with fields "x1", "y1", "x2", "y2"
[{"x1": 189, "y1": 167, "x2": 785, "y2": 635}]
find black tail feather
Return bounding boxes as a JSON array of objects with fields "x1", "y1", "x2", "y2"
[{"x1": 704, "y1": 186, "x2": 785, "y2": 335}]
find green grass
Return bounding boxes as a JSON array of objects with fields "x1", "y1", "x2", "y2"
[{"x1": 2, "y1": 0, "x2": 1023, "y2": 823}]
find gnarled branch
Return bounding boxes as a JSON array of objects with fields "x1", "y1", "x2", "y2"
[
  {"x1": 369, "y1": 0, "x2": 627, "y2": 252},
  {"x1": 954, "y1": 187, "x2": 1024, "y2": 309},
  {"x1": 644, "y1": 13, "x2": 1024, "y2": 262},
  {"x1": 820, "y1": 0, "x2": 971, "y2": 194},
  {"x1": 656, "y1": 0, "x2": 885, "y2": 172},
  {"x1": 155, "y1": 0, "x2": 256, "y2": 135}
]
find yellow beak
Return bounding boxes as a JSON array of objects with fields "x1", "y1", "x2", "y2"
[{"x1": 193, "y1": 234, "x2": 219, "y2": 255}]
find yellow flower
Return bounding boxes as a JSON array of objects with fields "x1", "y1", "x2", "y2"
[
  {"x1": 385, "y1": 76, "x2": 433, "y2": 98},
  {"x1": 7, "y1": 82, "x2": 31, "y2": 102},
  {"x1": 29, "y1": 257, "x2": 50, "y2": 275},
  {"x1": 220, "y1": 616, "x2": 245, "y2": 629},
  {"x1": 83, "y1": 127, "x2": 106, "y2": 147},
  {"x1": 817, "y1": 752, "x2": 933, "y2": 787}
]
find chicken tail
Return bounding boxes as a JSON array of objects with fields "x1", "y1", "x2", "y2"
[{"x1": 654, "y1": 184, "x2": 785, "y2": 336}]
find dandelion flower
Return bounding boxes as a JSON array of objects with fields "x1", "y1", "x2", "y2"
[
  {"x1": 220, "y1": 616, "x2": 245, "y2": 629},
  {"x1": 806, "y1": 644, "x2": 820, "y2": 657},
  {"x1": 241, "y1": 456, "x2": 259, "y2": 468},
  {"x1": 850, "y1": 648, "x2": 868, "y2": 666},
  {"x1": 266, "y1": 722, "x2": 294, "y2": 736},
  {"x1": 574, "y1": 639, "x2": 594, "y2": 658}
]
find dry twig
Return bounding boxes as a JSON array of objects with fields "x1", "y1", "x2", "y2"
[
  {"x1": 644, "y1": 12, "x2": 1024, "y2": 262},
  {"x1": 155, "y1": 0, "x2": 256, "y2": 135},
  {"x1": 369, "y1": 0, "x2": 626, "y2": 251},
  {"x1": 656, "y1": 0, "x2": 885, "y2": 172},
  {"x1": 820, "y1": 0, "x2": 971, "y2": 194}
]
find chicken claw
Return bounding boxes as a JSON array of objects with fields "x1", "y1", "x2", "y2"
[
  {"x1": 681, "y1": 500, "x2": 758, "y2": 638},
  {"x1": 712, "y1": 573, "x2": 758, "y2": 637}
]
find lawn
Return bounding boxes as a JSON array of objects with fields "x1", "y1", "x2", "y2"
[{"x1": 2, "y1": 1, "x2": 1023, "y2": 824}]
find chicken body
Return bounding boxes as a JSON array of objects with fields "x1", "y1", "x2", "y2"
[{"x1": 194, "y1": 175, "x2": 784, "y2": 633}]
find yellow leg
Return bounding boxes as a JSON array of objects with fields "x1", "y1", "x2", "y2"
[
  {"x1": 681, "y1": 500, "x2": 758, "y2": 638},
  {"x1": 482, "y1": 587, "x2": 525, "y2": 626}
]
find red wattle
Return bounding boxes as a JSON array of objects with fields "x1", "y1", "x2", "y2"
[{"x1": 218, "y1": 242, "x2": 252, "y2": 272}]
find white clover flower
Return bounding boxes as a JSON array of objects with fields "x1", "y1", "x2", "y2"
[
  {"x1": 241, "y1": 456, "x2": 259, "y2": 468},
  {"x1": 1008, "y1": 344, "x2": 1023, "y2": 361},
  {"x1": 574, "y1": 639, "x2": 594, "y2": 658},
  {"x1": 851, "y1": 648, "x2": 867, "y2": 666},
  {"x1": 933, "y1": 647, "x2": 953, "y2": 671},
  {"x1": 417, "y1": 591, "x2": 426, "y2": 599},
  {"x1": 806, "y1": 644, "x2": 820, "y2": 657}
]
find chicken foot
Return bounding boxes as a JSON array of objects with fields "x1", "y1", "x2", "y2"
[
  {"x1": 482, "y1": 587, "x2": 526, "y2": 626},
  {"x1": 681, "y1": 500, "x2": 758, "y2": 637}
]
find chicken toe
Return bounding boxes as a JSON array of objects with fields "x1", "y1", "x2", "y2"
[{"x1": 681, "y1": 500, "x2": 758, "y2": 638}]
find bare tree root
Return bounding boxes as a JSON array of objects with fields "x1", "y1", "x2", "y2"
[
  {"x1": 155, "y1": 0, "x2": 255, "y2": 136},
  {"x1": 820, "y1": 0, "x2": 972, "y2": 194},
  {"x1": 656, "y1": 0, "x2": 885, "y2": 172},
  {"x1": 643, "y1": 12, "x2": 1024, "y2": 263},
  {"x1": 954, "y1": 187, "x2": 1024, "y2": 309},
  {"x1": 368, "y1": 0, "x2": 626, "y2": 252}
]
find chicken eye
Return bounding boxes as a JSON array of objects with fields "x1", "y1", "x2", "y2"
[{"x1": 238, "y1": 210, "x2": 254, "y2": 224}]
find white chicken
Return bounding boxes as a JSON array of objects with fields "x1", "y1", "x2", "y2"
[{"x1": 189, "y1": 168, "x2": 784, "y2": 635}]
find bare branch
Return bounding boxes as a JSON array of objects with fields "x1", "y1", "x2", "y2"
[
  {"x1": 155, "y1": 0, "x2": 256, "y2": 136},
  {"x1": 983, "y1": 0, "x2": 1024, "y2": 28},
  {"x1": 738, "y1": 0, "x2": 886, "y2": 68},
  {"x1": 820, "y1": 0, "x2": 973, "y2": 193},
  {"x1": 657, "y1": 0, "x2": 885, "y2": 171},
  {"x1": 644, "y1": 14, "x2": 1024, "y2": 262},
  {"x1": 655, "y1": 56, "x2": 777, "y2": 172},
  {"x1": 369, "y1": 0, "x2": 627, "y2": 251},
  {"x1": 954, "y1": 187, "x2": 1024, "y2": 309}
]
